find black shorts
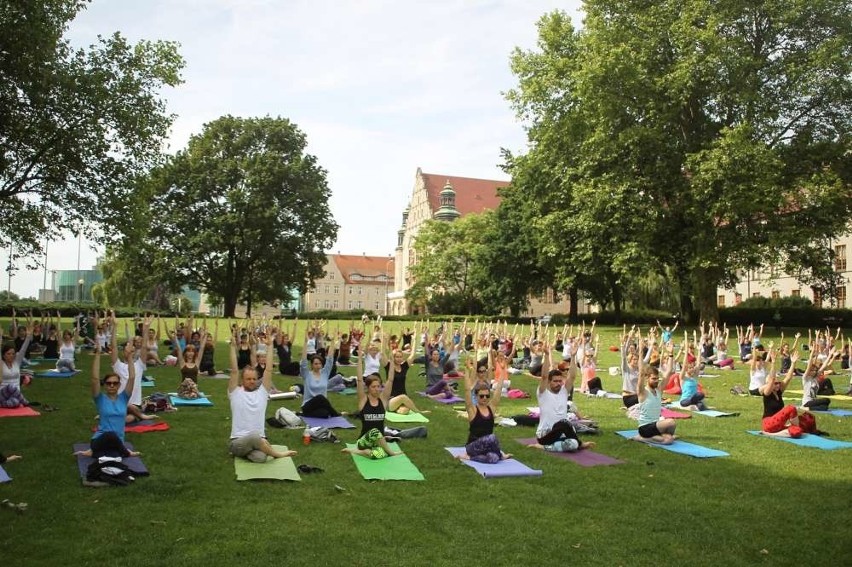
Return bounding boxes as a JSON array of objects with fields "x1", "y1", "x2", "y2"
[{"x1": 638, "y1": 422, "x2": 662, "y2": 439}]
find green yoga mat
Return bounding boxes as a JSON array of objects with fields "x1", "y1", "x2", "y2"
[
  {"x1": 385, "y1": 411, "x2": 430, "y2": 423},
  {"x1": 347, "y1": 443, "x2": 424, "y2": 480},
  {"x1": 337, "y1": 387, "x2": 358, "y2": 395},
  {"x1": 234, "y1": 445, "x2": 300, "y2": 481}
]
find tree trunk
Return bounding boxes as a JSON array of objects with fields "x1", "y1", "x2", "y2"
[
  {"x1": 693, "y1": 269, "x2": 719, "y2": 323},
  {"x1": 569, "y1": 286, "x2": 578, "y2": 323},
  {"x1": 245, "y1": 281, "x2": 253, "y2": 318},
  {"x1": 224, "y1": 293, "x2": 238, "y2": 318},
  {"x1": 611, "y1": 280, "x2": 622, "y2": 324}
]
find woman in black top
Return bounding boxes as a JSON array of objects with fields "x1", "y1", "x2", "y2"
[
  {"x1": 455, "y1": 356, "x2": 511, "y2": 464},
  {"x1": 382, "y1": 339, "x2": 427, "y2": 416},
  {"x1": 759, "y1": 349, "x2": 816, "y2": 438},
  {"x1": 342, "y1": 347, "x2": 401, "y2": 460}
]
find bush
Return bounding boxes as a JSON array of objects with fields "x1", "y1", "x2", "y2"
[
  {"x1": 737, "y1": 295, "x2": 814, "y2": 308},
  {"x1": 718, "y1": 306, "x2": 851, "y2": 327}
]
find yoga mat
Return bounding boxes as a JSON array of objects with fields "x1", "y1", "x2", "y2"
[
  {"x1": 333, "y1": 387, "x2": 357, "y2": 395},
  {"x1": 348, "y1": 443, "x2": 424, "y2": 481},
  {"x1": 90, "y1": 420, "x2": 170, "y2": 433},
  {"x1": 812, "y1": 409, "x2": 852, "y2": 417},
  {"x1": 665, "y1": 404, "x2": 739, "y2": 418},
  {"x1": 169, "y1": 395, "x2": 213, "y2": 407},
  {"x1": 73, "y1": 442, "x2": 150, "y2": 477},
  {"x1": 786, "y1": 390, "x2": 852, "y2": 402},
  {"x1": 302, "y1": 415, "x2": 355, "y2": 429},
  {"x1": 141, "y1": 380, "x2": 155, "y2": 388},
  {"x1": 746, "y1": 431, "x2": 852, "y2": 450},
  {"x1": 516, "y1": 438, "x2": 625, "y2": 466},
  {"x1": 35, "y1": 370, "x2": 80, "y2": 378},
  {"x1": 234, "y1": 445, "x2": 300, "y2": 481},
  {"x1": 661, "y1": 408, "x2": 692, "y2": 419},
  {"x1": 0, "y1": 466, "x2": 10, "y2": 483},
  {"x1": 615, "y1": 431, "x2": 730, "y2": 458},
  {"x1": 210, "y1": 372, "x2": 232, "y2": 379},
  {"x1": 269, "y1": 391, "x2": 299, "y2": 400},
  {"x1": 417, "y1": 392, "x2": 464, "y2": 404},
  {"x1": 582, "y1": 392, "x2": 623, "y2": 400},
  {"x1": 0, "y1": 406, "x2": 40, "y2": 418},
  {"x1": 385, "y1": 411, "x2": 430, "y2": 423},
  {"x1": 445, "y1": 447, "x2": 543, "y2": 478}
]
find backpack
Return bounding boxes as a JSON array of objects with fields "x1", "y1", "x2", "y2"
[
  {"x1": 176, "y1": 378, "x2": 200, "y2": 399},
  {"x1": 142, "y1": 392, "x2": 173, "y2": 413},
  {"x1": 274, "y1": 407, "x2": 304, "y2": 429},
  {"x1": 308, "y1": 426, "x2": 340, "y2": 443}
]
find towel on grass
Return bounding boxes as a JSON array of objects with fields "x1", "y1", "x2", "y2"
[
  {"x1": 385, "y1": 411, "x2": 430, "y2": 423},
  {"x1": 445, "y1": 447, "x2": 542, "y2": 478},
  {"x1": 615, "y1": 430, "x2": 729, "y2": 458},
  {"x1": 348, "y1": 443, "x2": 424, "y2": 480},
  {"x1": 515, "y1": 438, "x2": 624, "y2": 466},
  {"x1": 0, "y1": 406, "x2": 40, "y2": 418},
  {"x1": 746, "y1": 431, "x2": 852, "y2": 450},
  {"x1": 234, "y1": 445, "x2": 300, "y2": 481},
  {"x1": 0, "y1": 466, "x2": 10, "y2": 483}
]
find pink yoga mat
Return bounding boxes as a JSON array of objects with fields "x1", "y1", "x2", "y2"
[
  {"x1": 661, "y1": 408, "x2": 691, "y2": 419},
  {"x1": 0, "y1": 406, "x2": 40, "y2": 418},
  {"x1": 516, "y1": 438, "x2": 625, "y2": 466}
]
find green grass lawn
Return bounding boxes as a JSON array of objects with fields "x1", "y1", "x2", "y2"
[{"x1": 1, "y1": 321, "x2": 850, "y2": 567}]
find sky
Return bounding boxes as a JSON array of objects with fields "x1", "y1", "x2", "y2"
[{"x1": 4, "y1": 0, "x2": 585, "y2": 297}]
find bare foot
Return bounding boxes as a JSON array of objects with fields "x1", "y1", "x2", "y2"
[
  {"x1": 273, "y1": 450, "x2": 297, "y2": 458},
  {"x1": 387, "y1": 450, "x2": 401, "y2": 457},
  {"x1": 455, "y1": 452, "x2": 470, "y2": 460},
  {"x1": 5, "y1": 455, "x2": 22, "y2": 462},
  {"x1": 528, "y1": 443, "x2": 545, "y2": 450},
  {"x1": 73, "y1": 449, "x2": 92, "y2": 457},
  {"x1": 419, "y1": 410, "x2": 431, "y2": 414},
  {"x1": 128, "y1": 451, "x2": 141, "y2": 457},
  {"x1": 501, "y1": 452, "x2": 514, "y2": 460},
  {"x1": 580, "y1": 442, "x2": 596, "y2": 450},
  {"x1": 141, "y1": 414, "x2": 157, "y2": 420}
]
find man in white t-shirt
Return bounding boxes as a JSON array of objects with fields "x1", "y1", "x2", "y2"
[
  {"x1": 228, "y1": 330, "x2": 296, "y2": 462},
  {"x1": 111, "y1": 314, "x2": 155, "y2": 423},
  {"x1": 530, "y1": 344, "x2": 595, "y2": 453}
]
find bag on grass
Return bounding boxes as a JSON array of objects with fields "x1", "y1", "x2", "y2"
[
  {"x1": 142, "y1": 392, "x2": 173, "y2": 413},
  {"x1": 271, "y1": 407, "x2": 304, "y2": 429},
  {"x1": 308, "y1": 426, "x2": 339, "y2": 443},
  {"x1": 176, "y1": 378, "x2": 200, "y2": 400}
]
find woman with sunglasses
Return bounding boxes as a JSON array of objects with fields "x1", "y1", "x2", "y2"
[
  {"x1": 455, "y1": 354, "x2": 512, "y2": 464},
  {"x1": 75, "y1": 332, "x2": 139, "y2": 459},
  {"x1": 0, "y1": 313, "x2": 33, "y2": 409}
]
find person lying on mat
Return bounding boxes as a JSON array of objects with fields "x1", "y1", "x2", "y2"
[
  {"x1": 228, "y1": 328, "x2": 296, "y2": 462},
  {"x1": 74, "y1": 340, "x2": 140, "y2": 459},
  {"x1": 107, "y1": 312, "x2": 156, "y2": 423},
  {"x1": 0, "y1": 313, "x2": 33, "y2": 409},
  {"x1": 341, "y1": 345, "x2": 401, "y2": 460},
  {"x1": 759, "y1": 348, "x2": 818, "y2": 438},
  {"x1": 455, "y1": 356, "x2": 512, "y2": 463},
  {"x1": 530, "y1": 340, "x2": 595, "y2": 453},
  {"x1": 300, "y1": 329, "x2": 343, "y2": 418},
  {"x1": 636, "y1": 331, "x2": 678, "y2": 445}
]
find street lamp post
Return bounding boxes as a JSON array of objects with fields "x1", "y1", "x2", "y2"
[
  {"x1": 385, "y1": 257, "x2": 393, "y2": 316},
  {"x1": 78, "y1": 278, "x2": 85, "y2": 303}
]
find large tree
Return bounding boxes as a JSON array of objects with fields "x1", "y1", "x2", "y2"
[
  {"x1": 128, "y1": 115, "x2": 337, "y2": 317},
  {"x1": 0, "y1": 0, "x2": 184, "y2": 262},
  {"x1": 506, "y1": 1, "x2": 852, "y2": 321}
]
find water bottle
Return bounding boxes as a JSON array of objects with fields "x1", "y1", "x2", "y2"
[{"x1": 302, "y1": 428, "x2": 311, "y2": 445}]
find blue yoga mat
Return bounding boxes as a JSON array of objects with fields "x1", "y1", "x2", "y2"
[
  {"x1": 0, "y1": 465, "x2": 11, "y2": 483},
  {"x1": 812, "y1": 409, "x2": 852, "y2": 417},
  {"x1": 615, "y1": 430, "x2": 729, "y2": 458},
  {"x1": 445, "y1": 447, "x2": 543, "y2": 478},
  {"x1": 169, "y1": 395, "x2": 213, "y2": 407},
  {"x1": 746, "y1": 431, "x2": 852, "y2": 450},
  {"x1": 36, "y1": 370, "x2": 80, "y2": 378}
]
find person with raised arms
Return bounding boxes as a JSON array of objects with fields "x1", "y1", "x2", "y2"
[
  {"x1": 635, "y1": 330, "x2": 678, "y2": 445},
  {"x1": 455, "y1": 355, "x2": 512, "y2": 463},
  {"x1": 299, "y1": 327, "x2": 342, "y2": 418},
  {"x1": 758, "y1": 347, "x2": 818, "y2": 437},
  {"x1": 529, "y1": 338, "x2": 595, "y2": 453},
  {"x1": 75, "y1": 335, "x2": 139, "y2": 458},
  {"x1": 0, "y1": 312, "x2": 33, "y2": 409},
  {"x1": 228, "y1": 327, "x2": 295, "y2": 462},
  {"x1": 104, "y1": 312, "x2": 155, "y2": 423},
  {"x1": 341, "y1": 342, "x2": 401, "y2": 460}
]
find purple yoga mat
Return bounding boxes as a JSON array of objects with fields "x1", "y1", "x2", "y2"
[
  {"x1": 516, "y1": 438, "x2": 625, "y2": 467},
  {"x1": 417, "y1": 392, "x2": 464, "y2": 404},
  {"x1": 0, "y1": 465, "x2": 11, "y2": 483},
  {"x1": 73, "y1": 442, "x2": 150, "y2": 477},
  {"x1": 301, "y1": 415, "x2": 355, "y2": 429},
  {"x1": 445, "y1": 447, "x2": 543, "y2": 478}
]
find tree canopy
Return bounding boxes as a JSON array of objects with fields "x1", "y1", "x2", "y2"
[
  {"x1": 0, "y1": 0, "x2": 184, "y2": 264},
  {"x1": 503, "y1": 0, "x2": 852, "y2": 321},
  {"x1": 111, "y1": 115, "x2": 338, "y2": 317}
]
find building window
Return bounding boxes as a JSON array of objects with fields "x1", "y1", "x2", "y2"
[
  {"x1": 717, "y1": 295, "x2": 726, "y2": 307},
  {"x1": 357, "y1": 286, "x2": 362, "y2": 295},
  {"x1": 734, "y1": 293, "x2": 742, "y2": 305},
  {"x1": 838, "y1": 286, "x2": 847, "y2": 309},
  {"x1": 324, "y1": 285, "x2": 329, "y2": 294},
  {"x1": 791, "y1": 289, "x2": 800, "y2": 297},
  {"x1": 752, "y1": 293, "x2": 761, "y2": 298},
  {"x1": 348, "y1": 301, "x2": 353, "y2": 309},
  {"x1": 375, "y1": 302, "x2": 380, "y2": 310},
  {"x1": 813, "y1": 288, "x2": 822, "y2": 308},
  {"x1": 545, "y1": 288, "x2": 555, "y2": 304},
  {"x1": 348, "y1": 287, "x2": 352, "y2": 295},
  {"x1": 334, "y1": 285, "x2": 339, "y2": 294},
  {"x1": 324, "y1": 300, "x2": 330, "y2": 309},
  {"x1": 333, "y1": 300, "x2": 339, "y2": 309},
  {"x1": 314, "y1": 300, "x2": 320, "y2": 308},
  {"x1": 836, "y1": 245, "x2": 847, "y2": 271},
  {"x1": 771, "y1": 290, "x2": 780, "y2": 299}
]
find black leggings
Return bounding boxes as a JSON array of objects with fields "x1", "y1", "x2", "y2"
[
  {"x1": 623, "y1": 394, "x2": 639, "y2": 408},
  {"x1": 537, "y1": 420, "x2": 580, "y2": 445},
  {"x1": 588, "y1": 377, "x2": 603, "y2": 394},
  {"x1": 300, "y1": 395, "x2": 340, "y2": 418},
  {"x1": 90, "y1": 432, "x2": 130, "y2": 459},
  {"x1": 804, "y1": 398, "x2": 830, "y2": 410}
]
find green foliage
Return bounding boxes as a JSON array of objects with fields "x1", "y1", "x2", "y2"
[
  {"x1": 720, "y1": 306, "x2": 851, "y2": 327},
  {"x1": 115, "y1": 115, "x2": 338, "y2": 317},
  {"x1": 0, "y1": 290, "x2": 20, "y2": 301},
  {"x1": 505, "y1": 1, "x2": 852, "y2": 322},
  {"x1": 0, "y1": 0, "x2": 184, "y2": 262},
  {"x1": 737, "y1": 295, "x2": 814, "y2": 308}
]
